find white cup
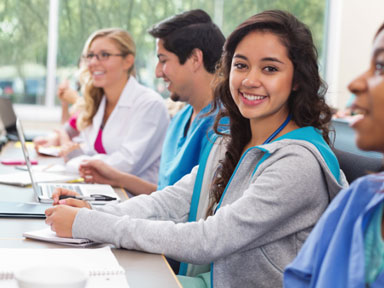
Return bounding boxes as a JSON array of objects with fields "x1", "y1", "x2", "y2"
[{"x1": 15, "y1": 265, "x2": 88, "y2": 288}]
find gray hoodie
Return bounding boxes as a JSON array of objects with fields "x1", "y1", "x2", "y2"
[{"x1": 73, "y1": 127, "x2": 347, "y2": 287}]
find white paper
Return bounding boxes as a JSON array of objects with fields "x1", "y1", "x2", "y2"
[
  {"x1": 38, "y1": 146, "x2": 61, "y2": 157},
  {"x1": 0, "y1": 247, "x2": 129, "y2": 288}
]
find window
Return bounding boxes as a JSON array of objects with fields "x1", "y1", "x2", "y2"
[
  {"x1": 0, "y1": 0, "x2": 327, "y2": 108},
  {"x1": 0, "y1": 0, "x2": 49, "y2": 104}
]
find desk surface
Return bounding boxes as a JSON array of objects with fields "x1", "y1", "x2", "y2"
[{"x1": 0, "y1": 142, "x2": 181, "y2": 288}]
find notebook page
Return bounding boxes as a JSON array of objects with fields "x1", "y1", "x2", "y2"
[{"x1": 0, "y1": 247, "x2": 129, "y2": 288}]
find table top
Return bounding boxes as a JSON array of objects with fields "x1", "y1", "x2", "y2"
[{"x1": 0, "y1": 142, "x2": 181, "y2": 288}]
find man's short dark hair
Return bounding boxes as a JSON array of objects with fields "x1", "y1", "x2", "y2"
[{"x1": 148, "y1": 9, "x2": 225, "y2": 74}]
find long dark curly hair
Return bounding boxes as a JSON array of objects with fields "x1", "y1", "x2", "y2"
[{"x1": 206, "y1": 10, "x2": 332, "y2": 216}]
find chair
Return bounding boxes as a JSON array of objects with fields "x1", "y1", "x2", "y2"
[{"x1": 332, "y1": 148, "x2": 383, "y2": 184}]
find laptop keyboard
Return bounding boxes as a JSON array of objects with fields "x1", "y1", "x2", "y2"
[{"x1": 42, "y1": 184, "x2": 83, "y2": 197}]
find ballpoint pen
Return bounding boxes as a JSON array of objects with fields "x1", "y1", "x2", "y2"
[{"x1": 59, "y1": 195, "x2": 117, "y2": 201}]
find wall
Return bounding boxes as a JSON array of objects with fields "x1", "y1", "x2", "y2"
[{"x1": 326, "y1": 0, "x2": 384, "y2": 109}]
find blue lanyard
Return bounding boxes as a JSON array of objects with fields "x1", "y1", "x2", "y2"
[{"x1": 263, "y1": 114, "x2": 292, "y2": 144}]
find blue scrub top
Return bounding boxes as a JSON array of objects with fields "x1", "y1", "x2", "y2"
[
  {"x1": 284, "y1": 173, "x2": 384, "y2": 288},
  {"x1": 157, "y1": 103, "x2": 222, "y2": 190}
]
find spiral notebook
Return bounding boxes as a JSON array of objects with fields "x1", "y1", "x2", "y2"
[{"x1": 0, "y1": 246, "x2": 129, "y2": 287}]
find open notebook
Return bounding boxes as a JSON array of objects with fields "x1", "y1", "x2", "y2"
[{"x1": 0, "y1": 246, "x2": 129, "y2": 288}]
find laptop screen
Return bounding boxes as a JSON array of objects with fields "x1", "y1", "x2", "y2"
[
  {"x1": 16, "y1": 118, "x2": 40, "y2": 198},
  {"x1": 0, "y1": 97, "x2": 17, "y2": 131}
]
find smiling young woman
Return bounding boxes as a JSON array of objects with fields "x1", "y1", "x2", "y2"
[{"x1": 284, "y1": 23, "x2": 384, "y2": 288}]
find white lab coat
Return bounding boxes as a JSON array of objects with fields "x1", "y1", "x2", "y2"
[{"x1": 78, "y1": 77, "x2": 169, "y2": 184}]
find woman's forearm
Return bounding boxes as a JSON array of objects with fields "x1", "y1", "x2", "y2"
[{"x1": 118, "y1": 172, "x2": 157, "y2": 195}]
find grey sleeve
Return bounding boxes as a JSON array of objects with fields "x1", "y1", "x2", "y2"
[
  {"x1": 73, "y1": 147, "x2": 328, "y2": 264},
  {"x1": 83, "y1": 165, "x2": 199, "y2": 221}
]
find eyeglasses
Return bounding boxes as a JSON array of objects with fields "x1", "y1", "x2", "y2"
[{"x1": 83, "y1": 52, "x2": 126, "y2": 63}]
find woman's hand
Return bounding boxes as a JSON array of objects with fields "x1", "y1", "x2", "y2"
[
  {"x1": 34, "y1": 128, "x2": 71, "y2": 155},
  {"x1": 45, "y1": 205, "x2": 79, "y2": 238},
  {"x1": 33, "y1": 133, "x2": 60, "y2": 152},
  {"x1": 51, "y1": 187, "x2": 91, "y2": 209},
  {"x1": 79, "y1": 160, "x2": 120, "y2": 186}
]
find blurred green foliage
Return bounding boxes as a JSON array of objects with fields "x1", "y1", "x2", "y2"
[{"x1": 0, "y1": 0, "x2": 326, "y2": 103}]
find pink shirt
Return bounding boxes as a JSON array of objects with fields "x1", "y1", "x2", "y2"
[{"x1": 68, "y1": 115, "x2": 106, "y2": 154}]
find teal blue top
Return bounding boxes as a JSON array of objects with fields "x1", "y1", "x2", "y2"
[
  {"x1": 365, "y1": 202, "x2": 384, "y2": 284},
  {"x1": 157, "y1": 104, "x2": 217, "y2": 190}
]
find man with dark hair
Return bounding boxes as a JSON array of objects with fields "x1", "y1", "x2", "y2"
[
  {"x1": 149, "y1": 9, "x2": 224, "y2": 77},
  {"x1": 148, "y1": 9, "x2": 226, "y2": 191}
]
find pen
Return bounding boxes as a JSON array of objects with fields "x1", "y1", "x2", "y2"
[
  {"x1": 1, "y1": 160, "x2": 38, "y2": 165},
  {"x1": 59, "y1": 195, "x2": 117, "y2": 201}
]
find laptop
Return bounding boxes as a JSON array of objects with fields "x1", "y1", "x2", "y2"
[
  {"x1": 16, "y1": 118, "x2": 121, "y2": 204},
  {"x1": 0, "y1": 97, "x2": 33, "y2": 141}
]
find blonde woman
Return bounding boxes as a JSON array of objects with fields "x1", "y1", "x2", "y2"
[{"x1": 35, "y1": 28, "x2": 169, "y2": 183}]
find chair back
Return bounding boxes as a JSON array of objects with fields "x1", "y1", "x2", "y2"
[{"x1": 333, "y1": 148, "x2": 382, "y2": 184}]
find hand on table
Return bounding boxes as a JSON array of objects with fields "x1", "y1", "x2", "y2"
[
  {"x1": 34, "y1": 128, "x2": 71, "y2": 156},
  {"x1": 45, "y1": 188, "x2": 91, "y2": 238},
  {"x1": 79, "y1": 159, "x2": 120, "y2": 186},
  {"x1": 45, "y1": 205, "x2": 79, "y2": 238},
  {"x1": 51, "y1": 187, "x2": 91, "y2": 209},
  {"x1": 33, "y1": 133, "x2": 60, "y2": 153}
]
